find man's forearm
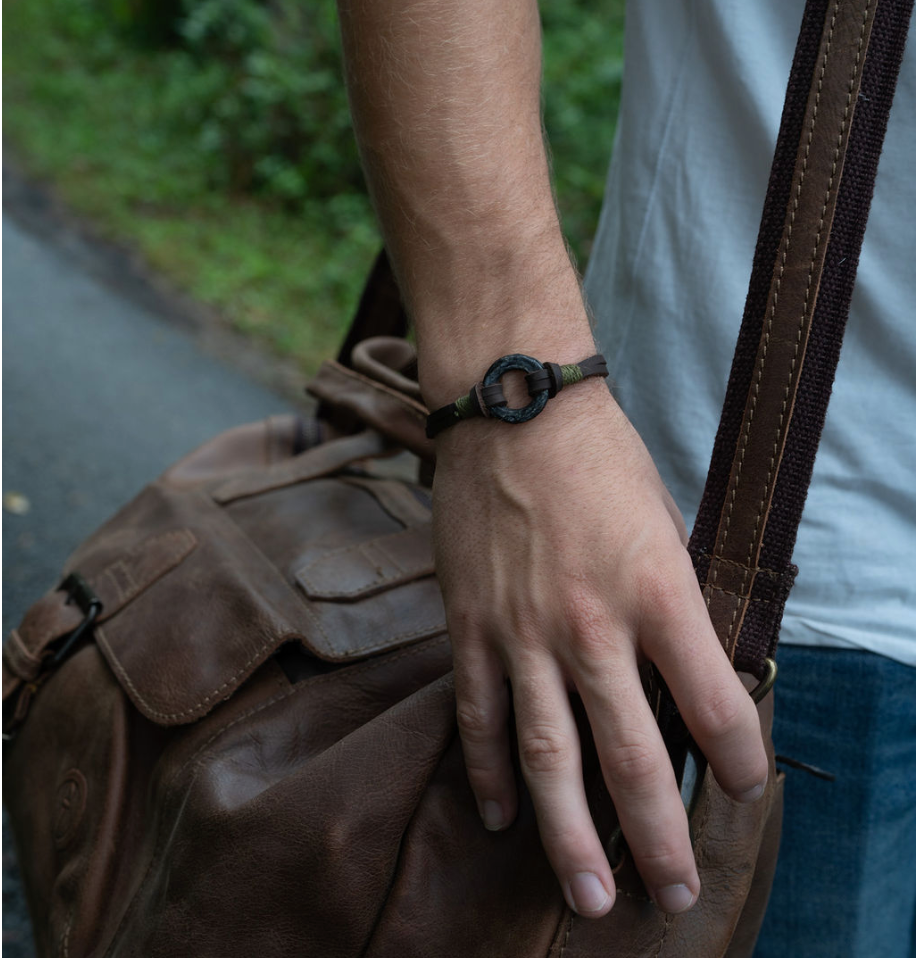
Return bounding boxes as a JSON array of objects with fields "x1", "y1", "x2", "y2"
[
  {"x1": 335, "y1": 1, "x2": 769, "y2": 920},
  {"x1": 336, "y1": 0, "x2": 594, "y2": 406}
]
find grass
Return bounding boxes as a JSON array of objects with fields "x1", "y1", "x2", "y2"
[{"x1": 4, "y1": 0, "x2": 624, "y2": 374}]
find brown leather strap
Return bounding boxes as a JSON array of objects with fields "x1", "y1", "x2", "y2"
[
  {"x1": 211, "y1": 428, "x2": 395, "y2": 504},
  {"x1": 689, "y1": 0, "x2": 914, "y2": 674},
  {"x1": 318, "y1": 250, "x2": 411, "y2": 436},
  {"x1": 307, "y1": 360, "x2": 434, "y2": 461}
]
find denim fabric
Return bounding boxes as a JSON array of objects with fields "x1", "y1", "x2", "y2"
[{"x1": 754, "y1": 645, "x2": 915, "y2": 958}]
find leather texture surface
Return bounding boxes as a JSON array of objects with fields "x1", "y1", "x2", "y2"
[
  {"x1": 3, "y1": 409, "x2": 781, "y2": 957},
  {"x1": 6, "y1": 0, "x2": 897, "y2": 948}
]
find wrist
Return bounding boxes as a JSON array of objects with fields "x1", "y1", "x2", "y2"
[
  {"x1": 419, "y1": 329, "x2": 599, "y2": 408},
  {"x1": 414, "y1": 268, "x2": 598, "y2": 409},
  {"x1": 432, "y1": 374, "x2": 615, "y2": 468},
  {"x1": 405, "y1": 231, "x2": 593, "y2": 394}
]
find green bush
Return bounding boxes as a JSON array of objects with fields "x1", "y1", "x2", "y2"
[
  {"x1": 169, "y1": 0, "x2": 364, "y2": 208},
  {"x1": 4, "y1": 0, "x2": 623, "y2": 372}
]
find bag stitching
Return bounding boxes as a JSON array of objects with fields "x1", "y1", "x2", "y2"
[
  {"x1": 96, "y1": 623, "x2": 295, "y2": 722},
  {"x1": 653, "y1": 914, "x2": 673, "y2": 957},
  {"x1": 708, "y1": 1, "x2": 871, "y2": 660},
  {"x1": 295, "y1": 529, "x2": 434, "y2": 599},
  {"x1": 97, "y1": 550, "x2": 444, "y2": 721},
  {"x1": 61, "y1": 908, "x2": 73, "y2": 958},
  {"x1": 340, "y1": 475, "x2": 432, "y2": 527},
  {"x1": 729, "y1": 0, "x2": 870, "y2": 661},
  {"x1": 707, "y1": 6, "x2": 833, "y2": 602},
  {"x1": 213, "y1": 430, "x2": 388, "y2": 503},
  {"x1": 312, "y1": 621, "x2": 449, "y2": 659},
  {"x1": 97, "y1": 611, "x2": 447, "y2": 722},
  {"x1": 560, "y1": 911, "x2": 574, "y2": 955}
]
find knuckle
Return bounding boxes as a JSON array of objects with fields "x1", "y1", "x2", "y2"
[
  {"x1": 519, "y1": 727, "x2": 572, "y2": 776},
  {"x1": 569, "y1": 624, "x2": 613, "y2": 659},
  {"x1": 695, "y1": 687, "x2": 747, "y2": 740},
  {"x1": 464, "y1": 756, "x2": 503, "y2": 780},
  {"x1": 561, "y1": 586, "x2": 614, "y2": 658},
  {"x1": 541, "y1": 822, "x2": 592, "y2": 858},
  {"x1": 605, "y1": 740, "x2": 659, "y2": 783},
  {"x1": 447, "y1": 607, "x2": 488, "y2": 641},
  {"x1": 631, "y1": 837, "x2": 688, "y2": 872},
  {"x1": 456, "y1": 702, "x2": 498, "y2": 743},
  {"x1": 636, "y1": 561, "x2": 686, "y2": 616}
]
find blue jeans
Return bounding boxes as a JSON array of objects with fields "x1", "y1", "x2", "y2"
[{"x1": 754, "y1": 645, "x2": 915, "y2": 958}]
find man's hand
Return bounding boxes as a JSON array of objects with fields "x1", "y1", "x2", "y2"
[
  {"x1": 431, "y1": 376, "x2": 768, "y2": 917},
  {"x1": 336, "y1": 0, "x2": 767, "y2": 917}
]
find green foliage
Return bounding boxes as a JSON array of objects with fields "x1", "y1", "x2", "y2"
[
  {"x1": 541, "y1": 0, "x2": 625, "y2": 263},
  {"x1": 4, "y1": 0, "x2": 624, "y2": 372},
  {"x1": 103, "y1": 0, "x2": 185, "y2": 46},
  {"x1": 169, "y1": 0, "x2": 364, "y2": 207}
]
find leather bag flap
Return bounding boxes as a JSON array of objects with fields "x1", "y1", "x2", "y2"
[
  {"x1": 295, "y1": 525, "x2": 434, "y2": 600},
  {"x1": 66, "y1": 473, "x2": 444, "y2": 727}
]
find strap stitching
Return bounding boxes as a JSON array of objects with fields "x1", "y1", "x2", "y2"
[
  {"x1": 697, "y1": 553, "x2": 784, "y2": 578},
  {"x1": 726, "y1": 0, "x2": 870, "y2": 660},
  {"x1": 708, "y1": 1, "x2": 838, "y2": 609},
  {"x1": 708, "y1": 585, "x2": 773, "y2": 604},
  {"x1": 706, "y1": 1, "x2": 872, "y2": 659}
]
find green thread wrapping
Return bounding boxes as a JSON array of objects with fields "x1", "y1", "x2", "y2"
[
  {"x1": 452, "y1": 364, "x2": 586, "y2": 420},
  {"x1": 454, "y1": 394, "x2": 475, "y2": 419},
  {"x1": 561, "y1": 364, "x2": 584, "y2": 386}
]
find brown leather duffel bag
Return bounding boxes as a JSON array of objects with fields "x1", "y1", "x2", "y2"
[
  {"x1": 0, "y1": 381, "x2": 784, "y2": 958},
  {"x1": 2, "y1": 0, "x2": 911, "y2": 954}
]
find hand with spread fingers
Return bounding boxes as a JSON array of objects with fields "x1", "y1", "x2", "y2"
[
  {"x1": 425, "y1": 365, "x2": 767, "y2": 917},
  {"x1": 336, "y1": 0, "x2": 766, "y2": 919}
]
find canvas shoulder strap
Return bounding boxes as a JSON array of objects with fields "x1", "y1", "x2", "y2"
[{"x1": 688, "y1": 0, "x2": 914, "y2": 678}]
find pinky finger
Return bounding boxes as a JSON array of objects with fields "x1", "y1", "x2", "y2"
[{"x1": 453, "y1": 643, "x2": 518, "y2": 831}]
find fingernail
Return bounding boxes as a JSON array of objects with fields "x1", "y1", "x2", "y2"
[
  {"x1": 566, "y1": 872, "x2": 612, "y2": 915},
  {"x1": 735, "y1": 779, "x2": 766, "y2": 803},
  {"x1": 481, "y1": 800, "x2": 505, "y2": 830},
  {"x1": 655, "y1": 883, "x2": 695, "y2": 914}
]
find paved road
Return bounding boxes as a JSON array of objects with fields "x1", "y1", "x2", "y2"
[{"x1": 3, "y1": 211, "x2": 305, "y2": 954}]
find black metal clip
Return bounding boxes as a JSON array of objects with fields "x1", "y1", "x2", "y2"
[{"x1": 49, "y1": 573, "x2": 103, "y2": 667}]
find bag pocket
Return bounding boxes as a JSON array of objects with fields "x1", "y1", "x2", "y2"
[{"x1": 82, "y1": 467, "x2": 444, "y2": 727}]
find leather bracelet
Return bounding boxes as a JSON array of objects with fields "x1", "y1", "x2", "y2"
[{"x1": 425, "y1": 352, "x2": 609, "y2": 439}]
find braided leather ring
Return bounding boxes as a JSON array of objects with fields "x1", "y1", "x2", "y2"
[
  {"x1": 481, "y1": 353, "x2": 550, "y2": 424},
  {"x1": 425, "y1": 351, "x2": 608, "y2": 438}
]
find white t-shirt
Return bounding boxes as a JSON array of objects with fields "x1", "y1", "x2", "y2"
[{"x1": 584, "y1": 0, "x2": 915, "y2": 665}]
